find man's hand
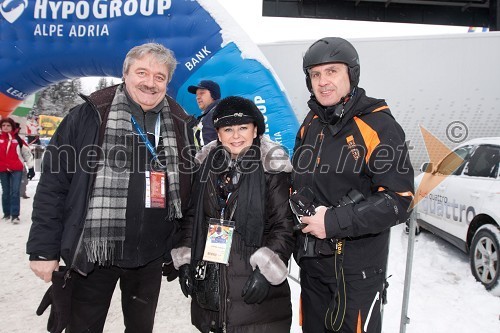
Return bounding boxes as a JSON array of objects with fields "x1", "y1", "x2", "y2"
[
  {"x1": 300, "y1": 206, "x2": 328, "y2": 239},
  {"x1": 36, "y1": 267, "x2": 73, "y2": 333},
  {"x1": 30, "y1": 260, "x2": 59, "y2": 283}
]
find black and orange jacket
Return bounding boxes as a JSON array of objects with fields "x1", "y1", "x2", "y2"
[{"x1": 292, "y1": 87, "x2": 414, "y2": 279}]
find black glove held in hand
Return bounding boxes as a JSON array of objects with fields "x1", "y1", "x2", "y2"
[
  {"x1": 36, "y1": 266, "x2": 73, "y2": 333},
  {"x1": 241, "y1": 267, "x2": 270, "y2": 304},
  {"x1": 162, "y1": 261, "x2": 179, "y2": 282},
  {"x1": 178, "y1": 264, "x2": 193, "y2": 298},
  {"x1": 27, "y1": 168, "x2": 35, "y2": 180}
]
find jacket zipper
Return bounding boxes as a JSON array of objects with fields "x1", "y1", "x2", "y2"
[
  {"x1": 219, "y1": 263, "x2": 228, "y2": 332},
  {"x1": 311, "y1": 126, "x2": 326, "y2": 186}
]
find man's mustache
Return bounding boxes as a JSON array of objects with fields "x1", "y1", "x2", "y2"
[{"x1": 138, "y1": 85, "x2": 159, "y2": 93}]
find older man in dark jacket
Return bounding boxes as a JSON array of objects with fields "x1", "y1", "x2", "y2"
[{"x1": 27, "y1": 43, "x2": 194, "y2": 333}]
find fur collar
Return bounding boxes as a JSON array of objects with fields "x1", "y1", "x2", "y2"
[{"x1": 195, "y1": 136, "x2": 292, "y2": 173}]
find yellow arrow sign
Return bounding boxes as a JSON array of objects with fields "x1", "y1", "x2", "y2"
[{"x1": 410, "y1": 126, "x2": 465, "y2": 210}]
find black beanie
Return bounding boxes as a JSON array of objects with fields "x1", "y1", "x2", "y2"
[{"x1": 212, "y1": 96, "x2": 266, "y2": 135}]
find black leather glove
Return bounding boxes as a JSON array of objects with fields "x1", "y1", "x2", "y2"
[
  {"x1": 178, "y1": 264, "x2": 193, "y2": 298},
  {"x1": 162, "y1": 261, "x2": 179, "y2": 282},
  {"x1": 36, "y1": 266, "x2": 73, "y2": 333},
  {"x1": 241, "y1": 267, "x2": 270, "y2": 304},
  {"x1": 27, "y1": 168, "x2": 35, "y2": 180}
]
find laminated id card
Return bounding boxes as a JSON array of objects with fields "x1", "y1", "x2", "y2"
[
  {"x1": 145, "y1": 170, "x2": 166, "y2": 208},
  {"x1": 202, "y1": 218, "x2": 235, "y2": 264}
]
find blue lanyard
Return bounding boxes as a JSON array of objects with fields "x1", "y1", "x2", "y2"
[{"x1": 130, "y1": 114, "x2": 162, "y2": 164}]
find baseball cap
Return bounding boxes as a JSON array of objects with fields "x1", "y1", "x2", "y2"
[{"x1": 187, "y1": 80, "x2": 221, "y2": 100}]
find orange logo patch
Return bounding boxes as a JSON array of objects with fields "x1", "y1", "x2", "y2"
[{"x1": 346, "y1": 135, "x2": 360, "y2": 160}]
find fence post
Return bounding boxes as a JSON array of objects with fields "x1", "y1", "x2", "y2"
[{"x1": 400, "y1": 210, "x2": 417, "y2": 333}]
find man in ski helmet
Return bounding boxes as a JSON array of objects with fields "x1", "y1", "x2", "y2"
[{"x1": 291, "y1": 37, "x2": 414, "y2": 332}]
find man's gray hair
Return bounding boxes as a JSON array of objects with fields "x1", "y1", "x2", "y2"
[{"x1": 122, "y1": 42, "x2": 177, "y2": 83}]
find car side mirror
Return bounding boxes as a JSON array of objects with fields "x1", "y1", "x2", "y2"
[{"x1": 420, "y1": 162, "x2": 434, "y2": 173}]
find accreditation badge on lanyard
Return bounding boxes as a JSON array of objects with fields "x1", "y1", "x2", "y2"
[
  {"x1": 131, "y1": 114, "x2": 167, "y2": 209},
  {"x1": 202, "y1": 193, "x2": 236, "y2": 264},
  {"x1": 203, "y1": 218, "x2": 235, "y2": 265},
  {"x1": 145, "y1": 170, "x2": 166, "y2": 208}
]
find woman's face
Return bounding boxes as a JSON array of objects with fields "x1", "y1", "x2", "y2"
[
  {"x1": 217, "y1": 123, "x2": 257, "y2": 159},
  {"x1": 1, "y1": 122, "x2": 13, "y2": 133}
]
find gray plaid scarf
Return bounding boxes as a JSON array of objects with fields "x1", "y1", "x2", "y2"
[{"x1": 83, "y1": 84, "x2": 182, "y2": 265}]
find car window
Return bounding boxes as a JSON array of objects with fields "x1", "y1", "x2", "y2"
[
  {"x1": 436, "y1": 146, "x2": 471, "y2": 175},
  {"x1": 464, "y1": 145, "x2": 500, "y2": 178}
]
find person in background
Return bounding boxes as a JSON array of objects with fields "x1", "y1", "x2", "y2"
[
  {"x1": 187, "y1": 80, "x2": 221, "y2": 149},
  {"x1": 0, "y1": 118, "x2": 35, "y2": 223},
  {"x1": 19, "y1": 169, "x2": 30, "y2": 199},
  {"x1": 292, "y1": 37, "x2": 414, "y2": 332},
  {"x1": 26, "y1": 115, "x2": 42, "y2": 145},
  {"x1": 171, "y1": 96, "x2": 294, "y2": 332},
  {"x1": 14, "y1": 122, "x2": 31, "y2": 199},
  {"x1": 26, "y1": 42, "x2": 194, "y2": 333}
]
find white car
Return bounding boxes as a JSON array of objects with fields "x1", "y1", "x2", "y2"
[{"x1": 414, "y1": 137, "x2": 500, "y2": 292}]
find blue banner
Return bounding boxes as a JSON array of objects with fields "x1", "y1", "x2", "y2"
[{"x1": 0, "y1": 0, "x2": 298, "y2": 152}]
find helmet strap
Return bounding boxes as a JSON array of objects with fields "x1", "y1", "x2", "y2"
[
  {"x1": 329, "y1": 87, "x2": 357, "y2": 124},
  {"x1": 337, "y1": 87, "x2": 357, "y2": 118}
]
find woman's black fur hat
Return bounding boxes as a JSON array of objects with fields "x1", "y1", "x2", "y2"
[{"x1": 212, "y1": 96, "x2": 265, "y2": 136}]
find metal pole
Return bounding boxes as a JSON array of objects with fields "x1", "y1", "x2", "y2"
[{"x1": 400, "y1": 210, "x2": 417, "y2": 333}]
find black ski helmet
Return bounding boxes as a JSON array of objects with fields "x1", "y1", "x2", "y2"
[{"x1": 302, "y1": 37, "x2": 360, "y2": 92}]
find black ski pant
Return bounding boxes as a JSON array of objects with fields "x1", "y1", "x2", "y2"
[
  {"x1": 66, "y1": 257, "x2": 163, "y2": 333},
  {"x1": 300, "y1": 268, "x2": 384, "y2": 333}
]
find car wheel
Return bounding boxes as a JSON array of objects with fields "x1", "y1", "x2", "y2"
[
  {"x1": 469, "y1": 225, "x2": 500, "y2": 291},
  {"x1": 404, "y1": 219, "x2": 420, "y2": 235}
]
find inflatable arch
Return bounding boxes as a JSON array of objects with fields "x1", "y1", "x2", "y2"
[{"x1": 0, "y1": 0, "x2": 299, "y2": 151}]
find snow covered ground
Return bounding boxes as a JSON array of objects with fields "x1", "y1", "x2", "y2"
[{"x1": 1, "y1": 178, "x2": 499, "y2": 332}]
